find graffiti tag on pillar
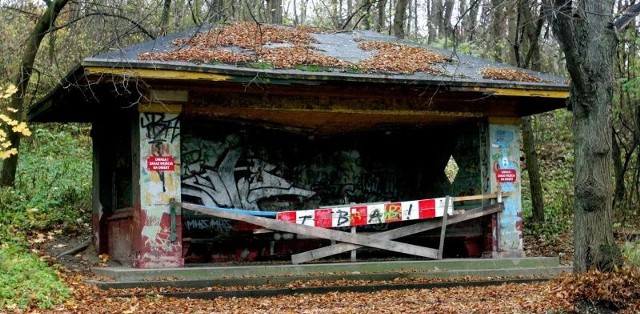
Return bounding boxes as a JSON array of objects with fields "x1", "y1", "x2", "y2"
[{"x1": 141, "y1": 113, "x2": 180, "y2": 144}]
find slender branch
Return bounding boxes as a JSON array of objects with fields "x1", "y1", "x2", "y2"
[
  {"x1": 48, "y1": 12, "x2": 156, "y2": 40},
  {"x1": 613, "y1": 3, "x2": 640, "y2": 33},
  {"x1": 340, "y1": 0, "x2": 381, "y2": 30},
  {"x1": 0, "y1": 4, "x2": 40, "y2": 19}
]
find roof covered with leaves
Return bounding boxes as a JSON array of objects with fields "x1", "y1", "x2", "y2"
[{"x1": 85, "y1": 22, "x2": 567, "y2": 88}]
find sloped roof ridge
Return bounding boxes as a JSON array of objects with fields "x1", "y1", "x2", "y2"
[{"x1": 84, "y1": 22, "x2": 567, "y2": 87}]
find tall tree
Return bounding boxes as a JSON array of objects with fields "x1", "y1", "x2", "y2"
[
  {"x1": 542, "y1": 0, "x2": 640, "y2": 272},
  {"x1": 0, "y1": 0, "x2": 71, "y2": 187},
  {"x1": 427, "y1": 0, "x2": 442, "y2": 43},
  {"x1": 489, "y1": 0, "x2": 507, "y2": 62},
  {"x1": 516, "y1": 0, "x2": 546, "y2": 223},
  {"x1": 375, "y1": 0, "x2": 387, "y2": 32},
  {"x1": 160, "y1": 0, "x2": 172, "y2": 35},
  {"x1": 393, "y1": 0, "x2": 409, "y2": 37}
]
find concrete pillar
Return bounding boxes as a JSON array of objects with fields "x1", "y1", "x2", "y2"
[
  {"x1": 133, "y1": 105, "x2": 183, "y2": 268},
  {"x1": 485, "y1": 118, "x2": 524, "y2": 257}
]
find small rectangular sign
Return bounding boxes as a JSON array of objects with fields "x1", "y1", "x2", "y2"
[
  {"x1": 147, "y1": 156, "x2": 175, "y2": 171},
  {"x1": 496, "y1": 169, "x2": 517, "y2": 182}
]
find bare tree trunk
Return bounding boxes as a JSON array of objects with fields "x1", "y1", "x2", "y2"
[
  {"x1": 393, "y1": 0, "x2": 409, "y2": 38},
  {"x1": 522, "y1": 117, "x2": 545, "y2": 222},
  {"x1": 427, "y1": 0, "x2": 442, "y2": 43},
  {"x1": 1, "y1": 0, "x2": 71, "y2": 187},
  {"x1": 413, "y1": 0, "x2": 418, "y2": 37},
  {"x1": 268, "y1": 0, "x2": 283, "y2": 24},
  {"x1": 376, "y1": 0, "x2": 387, "y2": 32},
  {"x1": 160, "y1": 0, "x2": 171, "y2": 35},
  {"x1": 519, "y1": 0, "x2": 546, "y2": 223},
  {"x1": 442, "y1": 0, "x2": 454, "y2": 45},
  {"x1": 544, "y1": 0, "x2": 622, "y2": 273},
  {"x1": 466, "y1": 0, "x2": 479, "y2": 41},
  {"x1": 490, "y1": 0, "x2": 506, "y2": 62}
]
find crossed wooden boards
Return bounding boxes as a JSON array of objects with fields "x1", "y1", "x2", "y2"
[{"x1": 179, "y1": 201, "x2": 503, "y2": 264}]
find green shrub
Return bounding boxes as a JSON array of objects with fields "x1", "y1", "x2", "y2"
[
  {"x1": 11, "y1": 124, "x2": 92, "y2": 231},
  {"x1": 0, "y1": 242, "x2": 69, "y2": 310},
  {"x1": 622, "y1": 241, "x2": 640, "y2": 267}
]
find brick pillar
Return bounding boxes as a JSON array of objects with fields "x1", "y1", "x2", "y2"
[{"x1": 133, "y1": 105, "x2": 183, "y2": 268}]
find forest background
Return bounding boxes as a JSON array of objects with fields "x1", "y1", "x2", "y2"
[{"x1": 0, "y1": 0, "x2": 639, "y2": 312}]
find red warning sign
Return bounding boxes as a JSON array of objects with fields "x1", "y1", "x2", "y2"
[
  {"x1": 147, "y1": 156, "x2": 175, "y2": 171},
  {"x1": 496, "y1": 169, "x2": 517, "y2": 182}
]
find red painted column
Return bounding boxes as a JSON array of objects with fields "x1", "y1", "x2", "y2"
[{"x1": 133, "y1": 105, "x2": 183, "y2": 268}]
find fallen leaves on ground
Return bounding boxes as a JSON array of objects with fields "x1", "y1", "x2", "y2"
[
  {"x1": 25, "y1": 269, "x2": 572, "y2": 314},
  {"x1": 20, "y1": 226, "x2": 640, "y2": 313}
]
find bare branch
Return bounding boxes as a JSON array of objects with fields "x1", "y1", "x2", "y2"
[
  {"x1": 49, "y1": 12, "x2": 156, "y2": 40},
  {"x1": 613, "y1": 3, "x2": 640, "y2": 33}
]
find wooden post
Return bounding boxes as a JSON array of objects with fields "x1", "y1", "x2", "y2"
[
  {"x1": 350, "y1": 227, "x2": 357, "y2": 262},
  {"x1": 437, "y1": 196, "x2": 450, "y2": 259}
]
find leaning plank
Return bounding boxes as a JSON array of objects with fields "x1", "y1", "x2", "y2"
[
  {"x1": 437, "y1": 197, "x2": 451, "y2": 259},
  {"x1": 291, "y1": 203, "x2": 504, "y2": 264},
  {"x1": 180, "y1": 202, "x2": 440, "y2": 259}
]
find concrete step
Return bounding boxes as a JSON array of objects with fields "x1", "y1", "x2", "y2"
[{"x1": 91, "y1": 257, "x2": 570, "y2": 289}]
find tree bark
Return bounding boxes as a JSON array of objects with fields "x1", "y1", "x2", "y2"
[
  {"x1": 160, "y1": 0, "x2": 171, "y2": 35},
  {"x1": 490, "y1": 0, "x2": 506, "y2": 62},
  {"x1": 268, "y1": 0, "x2": 283, "y2": 24},
  {"x1": 427, "y1": 0, "x2": 442, "y2": 43},
  {"x1": 522, "y1": 117, "x2": 545, "y2": 222},
  {"x1": 519, "y1": 0, "x2": 545, "y2": 223},
  {"x1": 544, "y1": 0, "x2": 621, "y2": 272},
  {"x1": 393, "y1": 0, "x2": 409, "y2": 38},
  {"x1": 0, "y1": 0, "x2": 70, "y2": 187},
  {"x1": 442, "y1": 0, "x2": 454, "y2": 44},
  {"x1": 376, "y1": 0, "x2": 387, "y2": 32}
]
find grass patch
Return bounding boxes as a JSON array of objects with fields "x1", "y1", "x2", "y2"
[
  {"x1": 0, "y1": 242, "x2": 69, "y2": 310},
  {"x1": 622, "y1": 242, "x2": 640, "y2": 267},
  {"x1": 0, "y1": 123, "x2": 91, "y2": 310}
]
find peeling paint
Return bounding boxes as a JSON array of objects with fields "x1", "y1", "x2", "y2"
[
  {"x1": 136, "y1": 112, "x2": 183, "y2": 267},
  {"x1": 488, "y1": 124, "x2": 523, "y2": 256}
]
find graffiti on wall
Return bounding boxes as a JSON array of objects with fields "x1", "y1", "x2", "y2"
[
  {"x1": 138, "y1": 112, "x2": 182, "y2": 266},
  {"x1": 141, "y1": 113, "x2": 180, "y2": 193},
  {"x1": 492, "y1": 129, "x2": 518, "y2": 191},
  {"x1": 181, "y1": 135, "x2": 316, "y2": 210},
  {"x1": 489, "y1": 125, "x2": 523, "y2": 256}
]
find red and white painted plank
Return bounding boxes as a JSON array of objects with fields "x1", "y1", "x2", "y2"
[{"x1": 276, "y1": 197, "x2": 453, "y2": 228}]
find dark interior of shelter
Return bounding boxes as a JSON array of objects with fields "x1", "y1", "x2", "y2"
[{"x1": 178, "y1": 121, "x2": 483, "y2": 263}]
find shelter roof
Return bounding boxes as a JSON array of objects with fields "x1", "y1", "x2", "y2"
[{"x1": 29, "y1": 22, "x2": 569, "y2": 128}]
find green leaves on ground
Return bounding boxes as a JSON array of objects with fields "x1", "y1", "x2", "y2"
[{"x1": 0, "y1": 242, "x2": 69, "y2": 310}]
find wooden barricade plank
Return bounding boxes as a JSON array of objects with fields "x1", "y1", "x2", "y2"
[
  {"x1": 290, "y1": 203, "x2": 504, "y2": 264},
  {"x1": 180, "y1": 202, "x2": 440, "y2": 260}
]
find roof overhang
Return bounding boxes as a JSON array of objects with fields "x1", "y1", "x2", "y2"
[{"x1": 29, "y1": 64, "x2": 568, "y2": 127}]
